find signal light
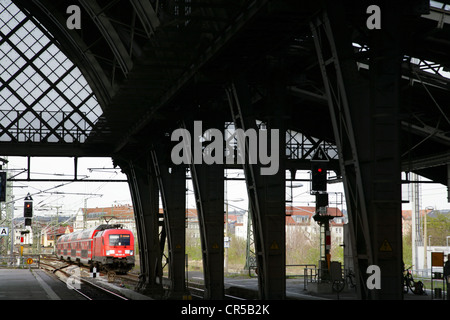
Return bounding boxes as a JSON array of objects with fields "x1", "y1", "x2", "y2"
[
  {"x1": 24, "y1": 200, "x2": 33, "y2": 218},
  {"x1": 311, "y1": 163, "x2": 327, "y2": 192}
]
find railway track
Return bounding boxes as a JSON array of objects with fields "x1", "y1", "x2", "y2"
[
  {"x1": 188, "y1": 285, "x2": 247, "y2": 300},
  {"x1": 66, "y1": 273, "x2": 129, "y2": 300},
  {"x1": 40, "y1": 256, "x2": 247, "y2": 300},
  {"x1": 40, "y1": 258, "x2": 129, "y2": 300}
]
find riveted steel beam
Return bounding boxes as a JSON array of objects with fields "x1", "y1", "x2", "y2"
[
  {"x1": 151, "y1": 141, "x2": 188, "y2": 299},
  {"x1": 113, "y1": 0, "x2": 270, "y2": 154},
  {"x1": 116, "y1": 153, "x2": 163, "y2": 297},
  {"x1": 184, "y1": 117, "x2": 225, "y2": 300},
  {"x1": 226, "y1": 76, "x2": 286, "y2": 299},
  {"x1": 130, "y1": 0, "x2": 160, "y2": 38},
  {"x1": 79, "y1": 0, "x2": 133, "y2": 76},
  {"x1": 366, "y1": 2, "x2": 404, "y2": 300},
  {"x1": 310, "y1": 5, "x2": 372, "y2": 300},
  {"x1": 312, "y1": 1, "x2": 404, "y2": 299}
]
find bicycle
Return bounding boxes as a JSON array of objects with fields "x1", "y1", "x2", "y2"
[
  {"x1": 402, "y1": 266, "x2": 426, "y2": 295},
  {"x1": 403, "y1": 266, "x2": 416, "y2": 293},
  {"x1": 332, "y1": 269, "x2": 356, "y2": 293}
]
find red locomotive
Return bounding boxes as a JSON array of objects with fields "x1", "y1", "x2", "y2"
[{"x1": 56, "y1": 224, "x2": 135, "y2": 274}]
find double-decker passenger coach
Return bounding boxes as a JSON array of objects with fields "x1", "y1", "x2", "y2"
[{"x1": 56, "y1": 224, "x2": 135, "y2": 274}]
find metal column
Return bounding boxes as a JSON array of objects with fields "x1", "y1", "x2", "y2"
[
  {"x1": 367, "y1": 2, "x2": 403, "y2": 299},
  {"x1": 185, "y1": 118, "x2": 225, "y2": 299},
  {"x1": 226, "y1": 77, "x2": 286, "y2": 299},
  {"x1": 311, "y1": 1, "x2": 403, "y2": 299},
  {"x1": 151, "y1": 142, "x2": 188, "y2": 299},
  {"x1": 311, "y1": 9, "x2": 372, "y2": 298},
  {"x1": 116, "y1": 154, "x2": 164, "y2": 297}
]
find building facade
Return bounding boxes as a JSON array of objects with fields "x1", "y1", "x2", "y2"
[{"x1": 73, "y1": 204, "x2": 136, "y2": 233}]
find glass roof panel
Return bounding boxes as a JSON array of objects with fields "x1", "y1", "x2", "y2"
[{"x1": 0, "y1": 0, "x2": 103, "y2": 143}]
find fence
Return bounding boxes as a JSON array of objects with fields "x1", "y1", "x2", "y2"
[
  {"x1": 286, "y1": 264, "x2": 317, "y2": 278},
  {"x1": 286, "y1": 264, "x2": 318, "y2": 291},
  {"x1": 248, "y1": 263, "x2": 318, "y2": 287},
  {"x1": 0, "y1": 255, "x2": 40, "y2": 269}
]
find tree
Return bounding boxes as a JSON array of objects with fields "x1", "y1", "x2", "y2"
[
  {"x1": 427, "y1": 212, "x2": 450, "y2": 246},
  {"x1": 402, "y1": 229, "x2": 412, "y2": 267}
]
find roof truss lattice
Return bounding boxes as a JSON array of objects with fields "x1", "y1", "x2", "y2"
[{"x1": 0, "y1": 0, "x2": 103, "y2": 144}]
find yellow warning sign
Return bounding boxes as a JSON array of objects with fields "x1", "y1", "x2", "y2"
[
  {"x1": 270, "y1": 241, "x2": 279, "y2": 250},
  {"x1": 379, "y1": 239, "x2": 393, "y2": 252}
]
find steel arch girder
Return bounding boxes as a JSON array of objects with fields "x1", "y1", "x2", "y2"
[
  {"x1": 184, "y1": 118, "x2": 225, "y2": 300},
  {"x1": 79, "y1": 0, "x2": 133, "y2": 76},
  {"x1": 311, "y1": 1, "x2": 403, "y2": 300},
  {"x1": 118, "y1": 154, "x2": 163, "y2": 296},
  {"x1": 150, "y1": 143, "x2": 188, "y2": 298},
  {"x1": 226, "y1": 78, "x2": 286, "y2": 300}
]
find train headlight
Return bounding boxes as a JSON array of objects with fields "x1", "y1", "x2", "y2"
[
  {"x1": 125, "y1": 250, "x2": 133, "y2": 255},
  {"x1": 106, "y1": 250, "x2": 115, "y2": 255}
]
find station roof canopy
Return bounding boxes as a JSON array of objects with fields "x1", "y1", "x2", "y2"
[
  {"x1": 1, "y1": 1, "x2": 103, "y2": 149},
  {"x1": 0, "y1": 0, "x2": 449, "y2": 185}
]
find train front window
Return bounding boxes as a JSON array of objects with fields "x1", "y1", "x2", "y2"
[{"x1": 109, "y1": 234, "x2": 130, "y2": 246}]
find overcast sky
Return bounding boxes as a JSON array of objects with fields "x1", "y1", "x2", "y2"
[
  {"x1": 6, "y1": 156, "x2": 131, "y2": 218},
  {"x1": 5, "y1": 156, "x2": 447, "y2": 221}
]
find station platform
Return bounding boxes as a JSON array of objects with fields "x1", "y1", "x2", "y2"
[
  {"x1": 225, "y1": 277, "x2": 445, "y2": 300},
  {"x1": 0, "y1": 269, "x2": 84, "y2": 300},
  {"x1": 0, "y1": 268, "x2": 444, "y2": 301},
  {"x1": 211, "y1": 275, "x2": 445, "y2": 301}
]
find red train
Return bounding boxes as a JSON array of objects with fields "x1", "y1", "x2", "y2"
[{"x1": 56, "y1": 224, "x2": 135, "y2": 274}]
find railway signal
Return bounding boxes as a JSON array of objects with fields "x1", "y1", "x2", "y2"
[
  {"x1": 24, "y1": 194, "x2": 33, "y2": 226},
  {"x1": 310, "y1": 147, "x2": 333, "y2": 281},
  {"x1": 311, "y1": 163, "x2": 327, "y2": 192},
  {"x1": 310, "y1": 147, "x2": 329, "y2": 193},
  {"x1": 24, "y1": 201, "x2": 33, "y2": 217}
]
